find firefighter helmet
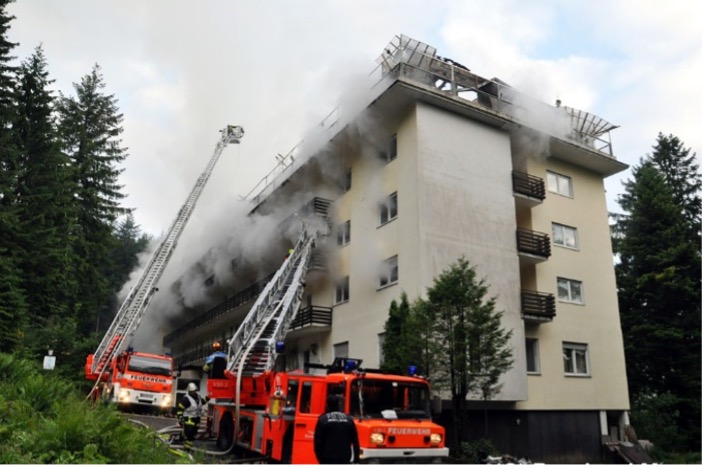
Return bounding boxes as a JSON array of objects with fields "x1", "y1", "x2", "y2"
[
  {"x1": 187, "y1": 382, "x2": 198, "y2": 392},
  {"x1": 212, "y1": 342, "x2": 222, "y2": 350}
]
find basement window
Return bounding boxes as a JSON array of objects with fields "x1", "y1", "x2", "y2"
[
  {"x1": 378, "y1": 255, "x2": 399, "y2": 289},
  {"x1": 563, "y1": 342, "x2": 590, "y2": 376},
  {"x1": 335, "y1": 276, "x2": 350, "y2": 304},
  {"x1": 379, "y1": 192, "x2": 398, "y2": 225}
]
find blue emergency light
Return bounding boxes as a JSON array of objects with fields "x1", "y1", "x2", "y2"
[{"x1": 275, "y1": 341, "x2": 285, "y2": 353}]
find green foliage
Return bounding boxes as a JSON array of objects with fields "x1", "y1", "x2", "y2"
[
  {"x1": 0, "y1": 353, "x2": 186, "y2": 464},
  {"x1": 612, "y1": 133, "x2": 701, "y2": 453},
  {"x1": 382, "y1": 257, "x2": 513, "y2": 451},
  {"x1": 458, "y1": 438, "x2": 498, "y2": 464}
]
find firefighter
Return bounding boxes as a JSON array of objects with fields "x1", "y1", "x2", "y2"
[
  {"x1": 176, "y1": 382, "x2": 207, "y2": 451},
  {"x1": 314, "y1": 395, "x2": 360, "y2": 464},
  {"x1": 203, "y1": 342, "x2": 227, "y2": 378}
]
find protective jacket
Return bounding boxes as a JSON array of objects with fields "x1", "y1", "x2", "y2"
[{"x1": 178, "y1": 393, "x2": 204, "y2": 419}]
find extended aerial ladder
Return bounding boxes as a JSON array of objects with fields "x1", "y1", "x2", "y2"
[{"x1": 87, "y1": 125, "x2": 245, "y2": 383}]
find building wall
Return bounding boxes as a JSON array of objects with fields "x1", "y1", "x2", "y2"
[
  {"x1": 517, "y1": 156, "x2": 630, "y2": 410},
  {"x1": 414, "y1": 102, "x2": 528, "y2": 401}
]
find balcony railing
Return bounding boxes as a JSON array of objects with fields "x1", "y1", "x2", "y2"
[
  {"x1": 512, "y1": 170, "x2": 545, "y2": 201},
  {"x1": 521, "y1": 290, "x2": 556, "y2": 322},
  {"x1": 163, "y1": 272, "x2": 275, "y2": 346},
  {"x1": 290, "y1": 306, "x2": 332, "y2": 331},
  {"x1": 516, "y1": 228, "x2": 551, "y2": 260}
]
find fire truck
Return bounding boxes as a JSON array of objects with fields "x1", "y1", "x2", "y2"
[
  {"x1": 199, "y1": 228, "x2": 449, "y2": 463},
  {"x1": 84, "y1": 125, "x2": 245, "y2": 412}
]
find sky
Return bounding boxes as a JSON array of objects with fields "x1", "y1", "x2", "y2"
[{"x1": 5, "y1": 0, "x2": 703, "y2": 343}]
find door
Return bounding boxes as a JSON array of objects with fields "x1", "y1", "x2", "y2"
[{"x1": 292, "y1": 379, "x2": 326, "y2": 464}]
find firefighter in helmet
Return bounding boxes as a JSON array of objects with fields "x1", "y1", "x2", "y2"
[
  {"x1": 176, "y1": 382, "x2": 207, "y2": 451},
  {"x1": 203, "y1": 341, "x2": 227, "y2": 379}
]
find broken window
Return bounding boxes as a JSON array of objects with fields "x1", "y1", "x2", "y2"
[
  {"x1": 378, "y1": 255, "x2": 399, "y2": 288},
  {"x1": 335, "y1": 276, "x2": 350, "y2": 304},
  {"x1": 337, "y1": 220, "x2": 351, "y2": 246},
  {"x1": 379, "y1": 192, "x2": 398, "y2": 225}
]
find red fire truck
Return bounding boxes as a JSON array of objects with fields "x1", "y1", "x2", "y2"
[{"x1": 208, "y1": 359, "x2": 448, "y2": 463}]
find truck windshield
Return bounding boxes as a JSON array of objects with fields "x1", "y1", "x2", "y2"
[
  {"x1": 127, "y1": 355, "x2": 172, "y2": 377},
  {"x1": 349, "y1": 378, "x2": 431, "y2": 420}
]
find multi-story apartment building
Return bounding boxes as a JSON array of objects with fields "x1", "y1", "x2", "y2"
[{"x1": 159, "y1": 35, "x2": 631, "y2": 462}]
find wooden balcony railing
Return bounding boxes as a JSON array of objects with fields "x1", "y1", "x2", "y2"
[
  {"x1": 512, "y1": 170, "x2": 546, "y2": 201},
  {"x1": 516, "y1": 228, "x2": 551, "y2": 259},
  {"x1": 521, "y1": 290, "x2": 556, "y2": 322}
]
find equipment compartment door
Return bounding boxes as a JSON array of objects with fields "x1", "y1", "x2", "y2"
[{"x1": 291, "y1": 380, "x2": 325, "y2": 464}]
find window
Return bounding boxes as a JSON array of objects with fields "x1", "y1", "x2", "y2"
[
  {"x1": 557, "y1": 277, "x2": 584, "y2": 304},
  {"x1": 378, "y1": 333, "x2": 386, "y2": 366},
  {"x1": 552, "y1": 223, "x2": 578, "y2": 249},
  {"x1": 335, "y1": 276, "x2": 349, "y2": 304},
  {"x1": 547, "y1": 171, "x2": 573, "y2": 197},
  {"x1": 563, "y1": 342, "x2": 590, "y2": 376},
  {"x1": 379, "y1": 192, "x2": 398, "y2": 225},
  {"x1": 341, "y1": 168, "x2": 352, "y2": 192},
  {"x1": 378, "y1": 255, "x2": 399, "y2": 288},
  {"x1": 334, "y1": 341, "x2": 349, "y2": 359},
  {"x1": 386, "y1": 134, "x2": 397, "y2": 162},
  {"x1": 525, "y1": 338, "x2": 540, "y2": 374},
  {"x1": 337, "y1": 220, "x2": 351, "y2": 246}
]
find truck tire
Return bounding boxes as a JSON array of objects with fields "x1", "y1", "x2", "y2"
[{"x1": 217, "y1": 414, "x2": 234, "y2": 451}]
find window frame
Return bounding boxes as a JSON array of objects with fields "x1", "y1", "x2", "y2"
[
  {"x1": 337, "y1": 220, "x2": 351, "y2": 246},
  {"x1": 334, "y1": 276, "x2": 350, "y2": 304},
  {"x1": 552, "y1": 222, "x2": 579, "y2": 250},
  {"x1": 342, "y1": 168, "x2": 352, "y2": 192},
  {"x1": 525, "y1": 338, "x2": 541, "y2": 374},
  {"x1": 378, "y1": 255, "x2": 399, "y2": 289},
  {"x1": 557, "y1": 277, "x2": 584, "y2": 305},
  {"x1": 379, "y1": 192, "x2": 398, "y2": 226},
  {"x1": 386, "y1": 134, "x2": 397, "y2": 162},
  {"x1": 562, "y1": 342, "x2": 590, "y2": 376},
  {"x1": 547, "y1": 171, "x2": 573, "y2": 198}
]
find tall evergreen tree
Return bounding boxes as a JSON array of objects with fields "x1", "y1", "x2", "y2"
[
  {"x1": 0, "y1": 0, "x2": 28, "y2": 352},
  {"x1": 380, "y1": 292, "x2": 422, "y2": 374},
  {"x1": 14, "y1": 45, "x2": 78, "y2": 327},
  {"x1": 418, "y1": 257, "x2": 512, "y2": 451},
  {"x1": 56, "y1": 64, "x2": 129, "y2": 334},
  {"x1": 613, "y1": 135, "x2": 701, "y2": 453}
]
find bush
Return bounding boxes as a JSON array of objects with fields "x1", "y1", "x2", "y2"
[
  {"x1": 459, "y1": 438, "x2": 498, "y2": 464},
  {"x1": 0, "y1": 353, "x2": 188, "y2": 464}
]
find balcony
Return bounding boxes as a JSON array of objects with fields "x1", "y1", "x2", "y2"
[
  {"x1": 288, "y1": 306, "x2": 333, "y2": 338},
  {"x1": 512, "y1": 171, "x2": 545, "y2": 207},
  {"x1": 516, "y1": 228, "x2": 551, "y2": 263},
  {"x1": 521, "y1": 290, "x2": 556, "y2": 323},
  {"x1": 163, "y1": 273, "x2": 275, "y2": 346}
]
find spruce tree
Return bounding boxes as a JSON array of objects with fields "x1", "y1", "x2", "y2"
[
  {"x1": 56, "y1": 64, "x2": 128, "y2": 334},
  {"x1": 613, "y1": 135, "x2": 702, "y2": 453},
  {"x1": 381, "y1": 292, "x2": 421, "y2": 374},
  {"x1": 0, "y1": 0, "x2": 28, "y2": 352},
  {"x1": 14, "y1": 45, "x2": 78, "y2": 327},
  {"x1": 423, "y1": 257, "x2": 513, "y2": 450}
]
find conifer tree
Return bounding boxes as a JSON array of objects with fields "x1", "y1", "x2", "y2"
[
  {"x1": 0, "y1": 0, "x2": 28, "y2": 352},
  {"x1": 381, "y1": 292, "x2": 422, "y2": 374},
  {"x1": 613, "y1": 135, "x2": 701, "y2": 452},
  {"x1": 14, "y1": 45, "x2": 78, "y2": 326},
  {"x1": 393, "y1": 257, "x2": 513, "y2": 451},
  {"x1": 56, "y1": 64, "x2": 128, "y2": 334}
]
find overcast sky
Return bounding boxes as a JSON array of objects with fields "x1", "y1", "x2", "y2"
[{"x1": 7, "y1": 0, "x2": 702, "y2": 240}]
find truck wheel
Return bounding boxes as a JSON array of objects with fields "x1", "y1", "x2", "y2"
[{"x1": 217, "y1": 414, "x2": 234, "y2": 451}]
